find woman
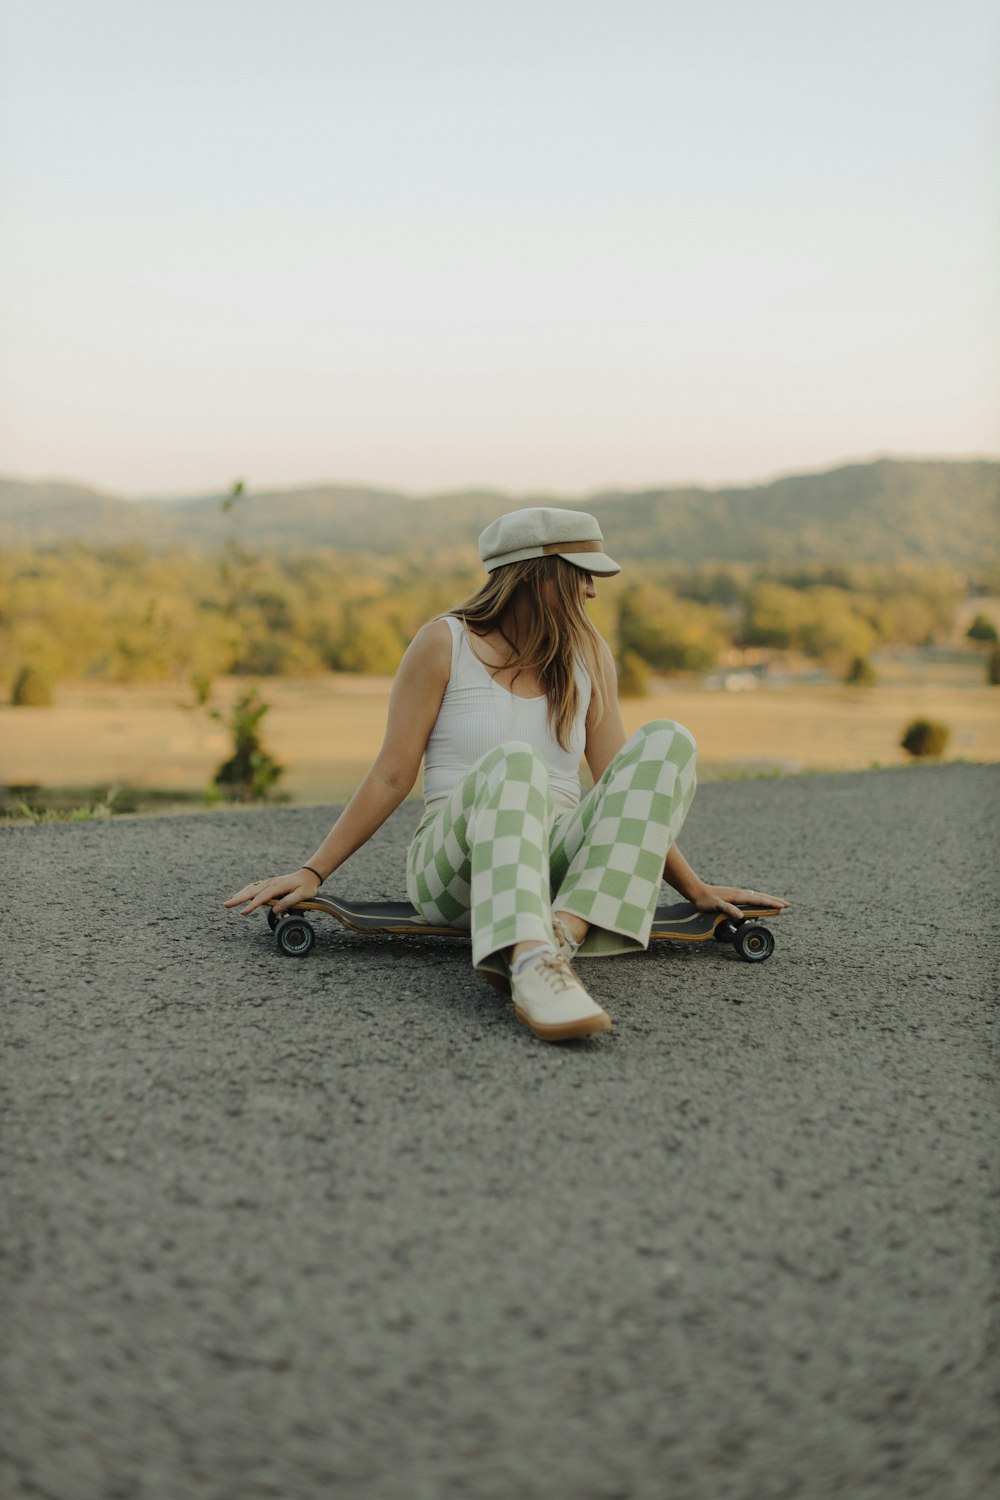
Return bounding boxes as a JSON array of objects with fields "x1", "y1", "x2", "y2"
[{"x1": 225, "y1": 508, "x2": 788, "y2": 1041}]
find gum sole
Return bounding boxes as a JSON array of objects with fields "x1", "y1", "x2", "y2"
[{"x1": 513, "y1": 1005, "x2": 613, "y2": 1041}]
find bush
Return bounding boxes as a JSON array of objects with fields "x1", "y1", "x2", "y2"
[
  {"x1": 212, "y1": 687, "x2": 284, "y2": 801},
  {"x1": 967, "y1": 613, "x2": 999, "y2": 643},
  {"x1": 900, "y1": 718, "x2": 950, "y2": 759},
  {"x1": 987, "y1": 645, "x2": 1000, "y2": 686},
  {"x1": 11, "y1": 666, "x2": 54, "y2": 706},
  {"x1": 845, "y1": 655, "x2": 877, "y2": 686}
]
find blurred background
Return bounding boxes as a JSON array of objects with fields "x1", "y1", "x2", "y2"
[{"x1": 1, "y1": 0, "x2": 998, "y2": 813}]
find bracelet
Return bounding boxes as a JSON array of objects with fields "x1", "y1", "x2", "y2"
[{"x1": 301, "y1": 865, "x2": 325, "y2": 885}]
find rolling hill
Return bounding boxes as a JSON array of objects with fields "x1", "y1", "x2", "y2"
[{"x1": 0, "y1": 458, "x2": 996, "y2": 567}]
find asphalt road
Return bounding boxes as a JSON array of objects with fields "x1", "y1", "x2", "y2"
[{"x1": 2, "y1": 765, "x2": 998, "y2": 1500}]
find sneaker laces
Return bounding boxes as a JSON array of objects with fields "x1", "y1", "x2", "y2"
[
  {"x1": 552, "y1": 915, "x2": 581, "y2": 958},
  {"x1": 510, "y1": 943, "x2": 558, "y2": 979},
  {"x1": 534, "y1": 953, "x2": 577, "y2": 993}
]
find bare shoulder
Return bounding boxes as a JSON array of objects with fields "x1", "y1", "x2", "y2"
[
  {"x1": 410, "y1": 615, "x2": 453, "y2": 660},
  {"x1": 397, "y1": 617, "x2": 453, "y2": 684}
]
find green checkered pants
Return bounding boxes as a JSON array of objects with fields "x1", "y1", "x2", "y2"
[{"x1": 406, "y1": 720, "x2": 698, "y2": 970}]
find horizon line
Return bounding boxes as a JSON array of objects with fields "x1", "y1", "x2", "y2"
[{"x1": 2, "y1": 449, "x2": 998, "y2": 504}]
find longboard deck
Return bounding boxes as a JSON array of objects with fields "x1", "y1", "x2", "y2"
[{"x1": 276, "y1": 894, "x2": 779, "y2": 943}]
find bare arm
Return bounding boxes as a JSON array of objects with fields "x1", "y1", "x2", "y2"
[
  {"x1": 224, "y1": 619, "x2": 451, "y2": 916},
  {"x1": 583, "y1": 638, "x2": 628, "y2": 783}
]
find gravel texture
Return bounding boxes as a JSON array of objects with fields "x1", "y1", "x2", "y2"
[{"x1": 2, "y1": 764, "x2": 998, "y2": 1500}]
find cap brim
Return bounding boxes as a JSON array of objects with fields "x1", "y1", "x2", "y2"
[{"x1": 558, "y1": 549, "x2": 621, "y2": 577}]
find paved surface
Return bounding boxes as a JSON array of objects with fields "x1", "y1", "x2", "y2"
[{"x1": 2, "y1": 765, "x2": 998, "y2": 1500}]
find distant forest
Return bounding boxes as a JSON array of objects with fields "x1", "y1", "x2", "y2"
[
  {"x1": 1, "y1": 542, "x2": 989, "y2": 696},
  {"x1": 2, "y1": 458, "x2": 997, "y2": 694}
]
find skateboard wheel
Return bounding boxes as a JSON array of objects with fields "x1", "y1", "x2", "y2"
[
  {"x1": 732, "y1": 923, "x2": 774, "y2": 962},
  {"x1": 266, "y1": 906, "x2": 279, "y2": 931},
  {"x1": 715, "y1": 918, "x2": 739, "y2": 944},
  {"x1": 275, "y1": 914, "x2": 316, "y2": 957}
]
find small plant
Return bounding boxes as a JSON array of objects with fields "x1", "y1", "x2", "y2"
[
  {"x1": 212, "y1": 686, "x2": 284, "y2": 801},
  {"x1": 988, "y1": 644, "x2": 1000, "y2": 686},
  {"x1": 845, "y1": 655, "x2": 877, "y2": 686},
  {"x1": 967, "y1": 613, "x2": 999, "y2": 644},
  {"x1": 901, "y1": 718, "x2": 950, "y2": 759},
  {"x1": 190, "y1": 672, "x2": 214, "y2": 707},
  {"x1": 4, "y1": 787, "x2": 118, "y2": 823},
  {"x1": 11, "y1": 665, "x2": 54, "y2": 706}
]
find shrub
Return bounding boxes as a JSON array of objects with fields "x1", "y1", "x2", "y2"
[
  {"x1": 967, "y1": 613, "x2": 999, "y2": 643},
  {"x1": 845, "y1": 655, "x2": 877, "y2": 686},
  {"x1": 212, "y1": 687, "x2": 284, "y2": 801},
  {"x1": 900, "y1": 718, "x2": 950, "y2": 759},
  {"x1": 988, "y1": 645, "x2": 1000, "y2": 686},
  {"x1": 11, "y1": 666, "x2": 54, "y2": 706}
]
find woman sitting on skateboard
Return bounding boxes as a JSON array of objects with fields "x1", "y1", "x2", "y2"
[{"x1": 225, "y1": 508, "x2": 787, "y2": 1041}]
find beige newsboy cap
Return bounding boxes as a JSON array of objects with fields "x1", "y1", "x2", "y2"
[{"x1": 478, "y1": 507, "x2": 621, "y2": 576}]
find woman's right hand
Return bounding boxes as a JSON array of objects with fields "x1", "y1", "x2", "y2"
[{"x1": 223, "y1": 868, "x2": 321, "y2": 917}]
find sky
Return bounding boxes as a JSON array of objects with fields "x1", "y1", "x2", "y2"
[{"x1": 1, "y1": 0, "x2": 997, "y2": 497}]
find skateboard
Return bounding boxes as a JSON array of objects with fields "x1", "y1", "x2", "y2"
[{"x1": 265, "y1": 895, "x2": 778, "y2": 962}]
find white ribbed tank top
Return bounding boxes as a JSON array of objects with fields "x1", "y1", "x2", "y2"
[{"x1": 422, "y1": 615, "x2": 591, "y2": 811}]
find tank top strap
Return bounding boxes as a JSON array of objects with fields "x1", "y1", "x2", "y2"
[{"x1": 438, "y1": 614, "x2": 464, "y2": 678}]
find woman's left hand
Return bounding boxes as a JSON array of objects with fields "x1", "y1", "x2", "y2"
[{"x1": 691, "y1": 885, "x2": 790, "y2": 922}]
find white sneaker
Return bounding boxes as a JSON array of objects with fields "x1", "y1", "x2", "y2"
[{"x1": 511, "y1": 951, "x2": 611, "y2": 1041}]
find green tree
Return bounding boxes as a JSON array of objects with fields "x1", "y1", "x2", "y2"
[
  {"x1": 333, "y1": 605, "x2": 407, "y2": 674},
  {"x1": 11, "y1": 665, "x2": 54, "y2": 705},
  {"x1": 799, "y1": 588, "x2": 876, "y2": 666},
  {"x1": 742, "y1": 581, "x2": 809, "y2": 650},
  {"x1": 616, "y1": 650, "x2": 651, "y2": 698},
  {"x1": 870, "y1": 592, "x2": 939, "y2": 647},
  {"x1": 617, "y1": 583, "x2": 726, "y2": 673}
]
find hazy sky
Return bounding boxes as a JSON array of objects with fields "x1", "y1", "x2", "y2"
[{"x1": 1, "y1": 0, "x2": 997, "y2": 496}]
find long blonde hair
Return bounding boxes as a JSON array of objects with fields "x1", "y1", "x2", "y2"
[{"x1": 452, "y1": 556, "x2": 606, "y2": 750}]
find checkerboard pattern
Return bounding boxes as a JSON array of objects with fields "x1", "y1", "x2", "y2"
[
  {"x1": 407, "y1": 743, "x2": 557, "y2": 967},
  {"x1": 550, "y1": 719, "x2": 697, "y2": 957},
  {"x1": 406, "y1": 721, "x2": 697, "y2": 970}
]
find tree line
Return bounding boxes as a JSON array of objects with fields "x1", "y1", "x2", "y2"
[{"x1": 1, "y1": 541, "x2": 993, "y2": 697}]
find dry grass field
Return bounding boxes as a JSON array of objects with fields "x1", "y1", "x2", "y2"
[{"x1": 2, "y1": 650, "x2": 997, "y2": 809}]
